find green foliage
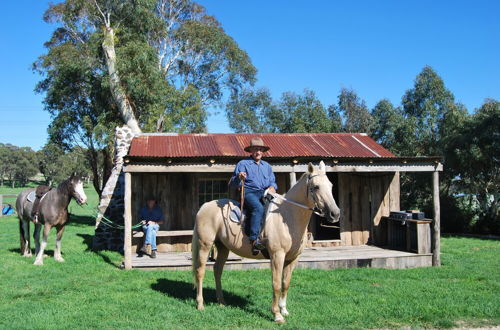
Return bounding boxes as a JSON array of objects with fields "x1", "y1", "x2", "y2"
[
  {"x1": 401, "y1": 65, "x2": 456, "y2": 156},
  {"x1": 274, "y1": 89, "x2": 331, "y2": 133},
  {"x1": 442, "y1": 100, "x2": 500, "y2": 233},
  {"x1": 336, "y1": 87, "x2": 374, "y2": 134},
  {"x1": 226, "y1": 88, "x2": 331, "y2": 133},
  {"x1": 38, "y1": 143, "x2": 92, "y2": 186},
  {"x1": 0, "y1": 143, "x2": 38, "y2": 188},
  {"x1": 35, "y1": 0, "x2": 256, "y2": 193},
  {"x1": 156, "y1": 0, "x2": 256, "y2": 108},
  {"x1": 225, "y1": 87, "x2": 275, "y2": 133},
  {"x1": 370, "y1": 66, "x2": 499, "y2": 234}
]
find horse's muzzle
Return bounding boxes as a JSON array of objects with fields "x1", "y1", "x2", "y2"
[
  {"x1": 325, "y1": 207, "x2": 341, "y2": 223},
  {"x1": 76, "y1": 198, "x2": 87, "y2": 205}
]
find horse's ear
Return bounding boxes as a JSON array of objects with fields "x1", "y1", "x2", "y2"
[
  {"x1": 307, "y1": 162, "x2": 314, "y2": 173},
  {"x1": 319, "y1": 160, "x2": 326, "y2": 173}
]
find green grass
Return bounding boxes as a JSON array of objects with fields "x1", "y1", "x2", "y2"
[{"x1": 0, "y1": 186, "x2": 499, "y2": 329}]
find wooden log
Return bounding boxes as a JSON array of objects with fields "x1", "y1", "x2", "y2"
[
  {"x1": 370, "y1": 175, "x2": 384, "y2": 245},
  {"x1": 339, "y1": 173, "x2": 352, "y2": 245},
  {"x1": 350, "y1": 175, "x2": 362, "y2": 245},
  {"x1": 124, "y1": 172, "x2": 132, "y2": 270},
  {"x1": 361, "y1": 184, "x2": 371, "y2": 244},
  {"x1": 432, "y1": 171, "x2": 441, "y2": 266},
  {"x1": 389, "y1": 172, "x2": 400, "y2": 211},
  {"x1": 417, "y1": 223, "x2": 431, "y2": 254},
  {"x1": 289, "y1": 171, "x2": 297, "y2": 187}
]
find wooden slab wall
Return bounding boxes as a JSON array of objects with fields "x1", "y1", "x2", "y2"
[
  {"x1": 131, "y1": 172, "x2": 289, "y2": 232},
  {"x1": 132, "y1": 173, "x2": 199, "y2": 230},
  {"x1": 339, "y1": 172, "x2": 400, "y2": 246}
]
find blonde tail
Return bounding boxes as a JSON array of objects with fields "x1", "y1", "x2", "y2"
[{"x1": 191, "y1": 223, "x2": 200, "y2": 289}]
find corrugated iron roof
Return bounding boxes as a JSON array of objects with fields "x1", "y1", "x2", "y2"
[{"x1": 127, "y1": 133, "x2": 395, "y2": 159}]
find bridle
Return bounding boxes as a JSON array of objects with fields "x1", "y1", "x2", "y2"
[
  {"x1": 306, "y1": 173, "x2": 328, "y2": 217},
  {"x1": 267, "y1": 173, "x2": 328, "y2": 217}
]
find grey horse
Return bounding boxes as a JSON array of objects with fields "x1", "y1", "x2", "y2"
[{"x1": 16, "y1": 174, "x2": 88, "y2": 265}]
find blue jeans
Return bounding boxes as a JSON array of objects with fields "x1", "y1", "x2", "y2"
[
  {"x1": 244, "y1": 189, "x2": 265, "y2": 241},
  {"x1": 142, "y1": 224, "x2": 160, "y2": 251}
]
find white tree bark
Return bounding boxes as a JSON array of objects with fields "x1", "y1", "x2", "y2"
[
  {"x1": 94, "y1": 1, "x2": 141, "y2": 225},
  {"x1": 102, "y1": 27, "x2": 142, "y2": 135}
]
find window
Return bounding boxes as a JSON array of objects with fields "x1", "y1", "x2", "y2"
[{"x1": 198, "y1": 179, "x2": 228, "y2": 207}]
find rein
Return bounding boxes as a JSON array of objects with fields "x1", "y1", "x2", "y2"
[
  {"x1": 264, "y1": 173, "x2": 328, "y2": 217},
  {"x1": 240, "y1": 177, "x2": 245, "y2": 216},
  {"x1": 268, "y1": 192, "x2": 324, "y2": 217}
]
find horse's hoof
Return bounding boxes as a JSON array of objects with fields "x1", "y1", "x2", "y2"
[
  {"x1": 33, "y1": 260, "x2": 43, "y2": 266},
  {"x1": 281, "y1": 308, "x2": 289, "y2": 316},
  {"x1": 55, "y1": 256, "x2": 65, "y2": 262},
  {"x1": 197, "y1": 304, "x2": 205, "y2": 311},
  {"x1": 22, "y1": 253, "x2": 32, "y2": 257},
  {"x1": 274, "y1": 314, "x2": 285, "y2": 323}
]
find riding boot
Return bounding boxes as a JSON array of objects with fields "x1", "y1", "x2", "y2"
[{"x1": 250, "y1": 238, "x2": 265, "y2": 256}]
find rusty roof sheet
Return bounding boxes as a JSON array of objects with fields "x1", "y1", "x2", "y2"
[{"x1": 128, "y1": 133, "x2": 395, "y2": 159}]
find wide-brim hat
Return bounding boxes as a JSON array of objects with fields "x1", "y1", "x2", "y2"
[{"x1": 244, "y1": 137, "x2": 270, "y2": 152}]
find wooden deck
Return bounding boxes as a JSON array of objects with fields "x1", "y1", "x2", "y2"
[{"x1": 129, "y1": 245, "x2": 432, "y2": 270}]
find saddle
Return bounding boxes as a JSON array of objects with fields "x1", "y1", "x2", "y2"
[
  {"x1": 228, "y1": 194, "x2": 274, "y2": 225},
  {"x1": 31, "y1": 185, "x2": 52, "y2": 223}
]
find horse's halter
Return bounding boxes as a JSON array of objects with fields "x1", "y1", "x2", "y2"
[{"x1": 306, "y1": 173, "x2": 328, "y2": 217}]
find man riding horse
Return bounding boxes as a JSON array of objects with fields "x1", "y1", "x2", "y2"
[{"x1": 231, "y1": 137, "x2": 277, "y2": 255}]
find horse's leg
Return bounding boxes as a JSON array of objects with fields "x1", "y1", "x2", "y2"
[
  {"x1": 213, "y1": 241, "x2": 229, "y2": 305},
  {"x1": 33, "y1": 223, "x2": 42, "y2": 256},
  {"x1": 34, "y1": 224, "x2": 51, "y2": 266},
  {"x1": 54, "y1": 225, "x2": 65, "y2": 262},
  {"x1": 193, "y1": 236, "x2": 213, "y2": 310},
  {"x1": 280, "y1": 258, "x2": 299, "y2": 317},
  {"x1": 270, "y1": 251, "x2": 286, "y2": 323},
  {"x1": 20, "y1": 219, "x2": 32, "y2": 257}
]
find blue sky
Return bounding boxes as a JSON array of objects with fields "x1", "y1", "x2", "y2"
[{"x1": 0, "y1": 0, "x2": 499, "y2": 151}]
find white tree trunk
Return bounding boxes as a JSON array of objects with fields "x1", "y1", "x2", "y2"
[
  {"x1": 102, "y1": 27, "x2": 142, "y2": 135},
  {"x1": 96, "y1": 26, "x2": 141, "y2": 225}
]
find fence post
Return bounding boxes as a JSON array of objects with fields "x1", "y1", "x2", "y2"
[
  {"x1": 0, "y1": 195, "x2": 3, "y2": 217},
  {"x1": 432, "y1": 171, "x2": 441, "y2": 267}
]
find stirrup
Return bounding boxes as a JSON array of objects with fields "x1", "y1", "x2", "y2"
[{"x1": 252, "y1": 238, "x2": 265, "y2": 251}]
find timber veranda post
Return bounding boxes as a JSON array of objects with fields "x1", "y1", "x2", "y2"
[
  {"x1": 124, "y1": 172, "x2": 132, "y2": 270},
  {"x1": 432, "y1": 170, "x2": 441, "y2": 267}
]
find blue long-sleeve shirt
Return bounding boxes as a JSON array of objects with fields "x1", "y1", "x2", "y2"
[
  {"x1": 231, "y1": 158, "x2": 278, "y2": 191},
  {"x1": 139, "y1": 206, "x2": 164, "y2": 222}
]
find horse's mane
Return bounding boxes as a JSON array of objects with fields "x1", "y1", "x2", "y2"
[{"x1": 56, "y1": 175, "x2": 80, "y2": 195}]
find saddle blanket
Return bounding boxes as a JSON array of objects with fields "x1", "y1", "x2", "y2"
[
  {"x1": 228, "y1": 198, "x2": 274, "y2": 224},
  {"x1": 27, "y1": 191, "x2": 36, "y2": 203},
  {"x1": 229, "y1": 201, "x2": 245, "y2": 224}
]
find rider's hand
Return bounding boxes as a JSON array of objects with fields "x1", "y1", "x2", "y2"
[
  {"x1": 238, "y1": 172, "x2": 247, "y2": 180},
  {"x1": 268, "y1": 186, "x2": 276, "y2": 194}
]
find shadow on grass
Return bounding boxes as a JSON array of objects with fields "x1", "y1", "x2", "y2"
[
  {"x1": 77, "y1": 233, "x2": 121, "y2": 269},
  {"x1": 442, "y1": 233, "x2": 500, "y2": 241},
  {"x1": 69, "y1": 214, "x2": 95, "y2": 227},
  {"x1": 9, "y1": 248, "x2": 54, "y2": 256},
  {"x1": 151, "y1": 278, "x2": 267, "y2": 318}
]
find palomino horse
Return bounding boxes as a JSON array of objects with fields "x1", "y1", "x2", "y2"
[
  {"x1": 16, "y1": 174, "x2": 87, "y2": 265},
  {"x1": 192, "y1": 161, "x2": 340, "y2": 323}
]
